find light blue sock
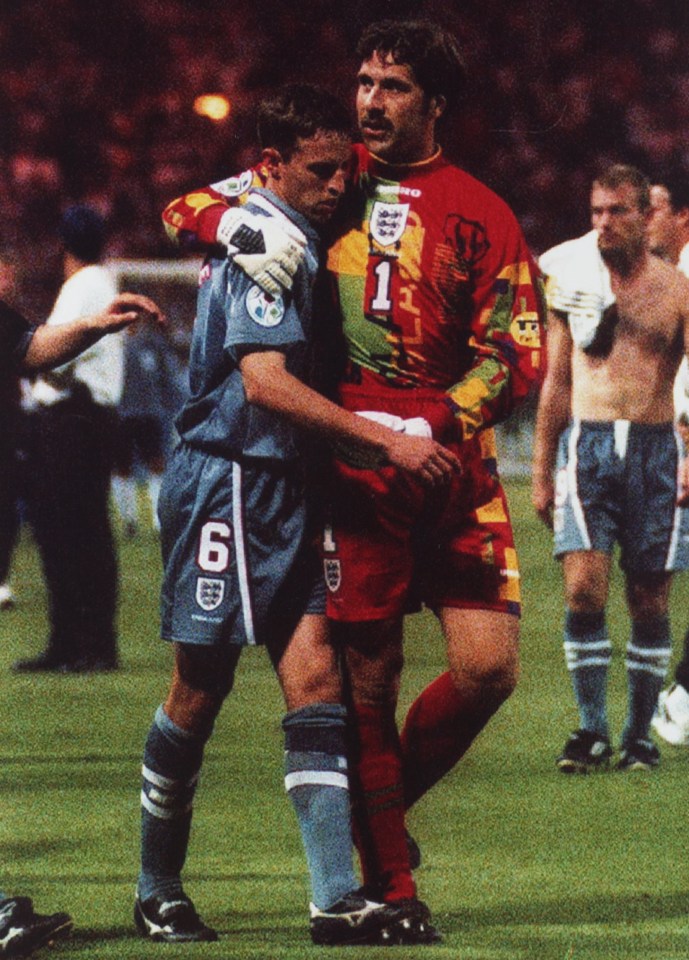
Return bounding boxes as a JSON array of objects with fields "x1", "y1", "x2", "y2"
[
  {"x1": 622, "y1": 616, "x2": 672, "y2": 746},
  {"x1": 564, "y1": 609, "x2": 612, "y2": 736},
  {"x1": 283, "y1": 703, "x2": 357, "y2": 911},
  {"x1": 138, "y1": 705, "x2": 212, "y2": 902}
]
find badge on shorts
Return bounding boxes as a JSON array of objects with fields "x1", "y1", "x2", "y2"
[
  {"x1": 324, "y1": 559, "x2": 341, "y2": 593},
  {"x1": 369, "y1": 202, "x2": 409, "y2": 246},
  {"x1": 246, "y1": 285, "x2": 285, "y2": 326},
  {"x1": 196, "y1": 577, "x2": 226, "y2": 611}
]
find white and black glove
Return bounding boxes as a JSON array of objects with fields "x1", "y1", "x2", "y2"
[{"x1": 216, "y1": 208, "x2": 306, "y2": 297}]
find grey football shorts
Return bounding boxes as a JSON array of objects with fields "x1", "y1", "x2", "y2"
[
  {"x1": 553, "y1": 419, "x2": 689, "y2": 572},
  {"x1": 158, "y1": 443, "x2": 325, "y2": 650}
]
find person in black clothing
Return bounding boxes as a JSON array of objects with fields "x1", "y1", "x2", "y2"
[
  {"x1": 0, "y1": 289, "x2": 161, "y2": 955},
  {"x1": 14, "y1": 207, "x2": 149, "y2": 673}
]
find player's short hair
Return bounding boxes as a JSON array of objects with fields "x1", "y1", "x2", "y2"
[
  {"x1": 257, "y1": 83, "x2": 351, "y2": 160},
  {"x1": 593, "y1": 164, "x2": 651, "y2": 213},
  {"x1": 655, "y1": 170, "x2": 689, "y2": 213},
  {"x1": 356, "y1": 19, "x2": 467, "y2": 112},
  {"x1": 59, "y1": 205, "x2": 106, "y2": 263}
]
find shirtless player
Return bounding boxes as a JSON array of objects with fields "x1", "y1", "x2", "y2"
[{"x1": 532, "y1": 163, "x2": 689, "y2": 772}]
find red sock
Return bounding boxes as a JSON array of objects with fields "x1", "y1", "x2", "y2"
[
  {"x1": 350, "y1": 701, "x2": 416, "y2": 901},
  {"x1": 400, "y1": 671, "x2": 503, "y2": 809}
]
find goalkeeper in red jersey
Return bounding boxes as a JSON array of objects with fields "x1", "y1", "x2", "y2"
[{"x1": 162, "y1": 19, "x2": 545, "y2": 940}]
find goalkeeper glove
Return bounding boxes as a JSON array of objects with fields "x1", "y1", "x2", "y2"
[{"x1": 217, "y1": 208, "x2": 306, "y2": 297}]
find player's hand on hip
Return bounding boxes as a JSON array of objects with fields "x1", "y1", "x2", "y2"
[
  {"x1": 217, "y1": 207, "x2": 306, "y2": 296},
  {"x1": 386, "y1": 434, "x2": 460, "y2": 486}
]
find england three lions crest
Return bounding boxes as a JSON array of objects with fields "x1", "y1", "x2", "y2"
[
  {"x1": 196, "y1": 577, "x2": 225, "y2": 611},
  {"x1": 370, "y1": 202, "x2": 410, "y2": 247},
  {"x1": 324, "y1": 559, "x2": 341, "y2": 593}
]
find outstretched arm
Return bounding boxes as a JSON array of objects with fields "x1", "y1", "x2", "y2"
[
  {"x1": 240, "y1": 350, "x2": 460, "y2": 485},
  {"x1": 531, "y1": 310, "x2": 573, "y2": 526},
  {"x1": 162, "y1": 174, "x2": 305, "y2": 296},
  {"x1": 23, "y1": 293, "x2": 163, "y2": 372}
]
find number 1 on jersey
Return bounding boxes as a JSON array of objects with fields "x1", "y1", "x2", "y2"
[{"x1": 367, "y1": 256, "x2": 398, "y2": 315}]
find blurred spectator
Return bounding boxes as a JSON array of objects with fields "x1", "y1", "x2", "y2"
[
  {"x1": 111, "y1": 323, "x2": 187, "y2": 538},
  {"x1": 0, "y1": 255, "x2": 23, "y2": 610},
  {"x1": 1, "y1": 0, "x2": 688, "y2": 317},
  {"x1": 15, "y1": 206, "x2": 123, "y2": 674}
]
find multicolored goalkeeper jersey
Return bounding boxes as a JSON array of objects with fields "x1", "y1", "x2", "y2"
[
  {"x1": 333, "y1": 145, "x2": 543, "y2": 438},
  {"x1": 161, "y1": 146, "x2": 544, "y2": 439}
]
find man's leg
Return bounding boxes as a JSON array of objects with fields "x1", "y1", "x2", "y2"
[
  {"x1": 400, "y1": 607, "x2": 519, "y2": 809},
  {"x1": 620, "y1": 572, "x2": 672, "y2": 768},
  {"x1": 339, "y1": 619, "x2": 416, "y2": 901},
  {"x1": 278, "y1": 614, "x2": 356, "y2": 911},
  {"x1": 277, "y1": 613, "x2": 416, "y2": 946},
  {"x1": 556, "y1": 551, "x2": 614, "y2": 771},
  {"x1": 337, "y1": 619, "x2": 441, "y2": 943},
  {"x1": 136, "y1": 643, "x2": 238, "y2": 942}
]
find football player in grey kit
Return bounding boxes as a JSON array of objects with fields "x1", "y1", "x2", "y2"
[{"x1": 135, "y1": 83, "x2": 458, "y2": 946}]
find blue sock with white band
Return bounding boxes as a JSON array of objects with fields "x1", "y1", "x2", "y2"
[
  {"x1": 623, "y1": 616, "x2": 672, "y2": 746},
  {"x1": 138, "y1": 705, "x2": 212, "y2": 902},
  {"x1": 564, "y1": 609, "x2": 612, "y2": 736},
  {"x1": 282, "y1": 703, "x2": 356, "y2": 911}
]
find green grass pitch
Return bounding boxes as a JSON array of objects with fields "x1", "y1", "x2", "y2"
[{"x1": 0, "y1": 479, "x2": 687, "y2": 959}]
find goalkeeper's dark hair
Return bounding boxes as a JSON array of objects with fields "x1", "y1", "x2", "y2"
[
  {"x1": 257, "y1": 84, "x2": 352, "y2": 160},
  {"x1": 357, "y1": 19, "x2": 467, "y2": 113}
]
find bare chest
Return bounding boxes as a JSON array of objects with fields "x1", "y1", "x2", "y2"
[{"x1": 612, "y1": 281, "x2": 683, "y2": 358}]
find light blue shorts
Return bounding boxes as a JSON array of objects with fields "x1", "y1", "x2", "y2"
[{"x1": 553, "y1": 419, "x2": 689, "y2": 572}]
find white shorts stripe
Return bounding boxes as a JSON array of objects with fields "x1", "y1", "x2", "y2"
[
  {"x1": 567, "y1": 420, "x2": 592, "y2": 550},
  {"x1": 284, "y1": 771, "x2": 349, "y2": 791},
  {"x1": 665, "y1": 430, "x2": 685, "y2": 570},
  {"x1": 232, "y1": 460, "x2": 256, "y2": 645}
]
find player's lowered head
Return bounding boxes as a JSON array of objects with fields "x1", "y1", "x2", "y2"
[
  {"x1": 355, "y1": 19, "x2": 467, "y2": 166},
  {"x1": 258, "y1": 83, "x2": 352, "y2": 227}
]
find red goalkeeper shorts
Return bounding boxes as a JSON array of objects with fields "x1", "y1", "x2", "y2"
[{"x1": 322, "y1": 380, "x2": 521, "y2": 622}]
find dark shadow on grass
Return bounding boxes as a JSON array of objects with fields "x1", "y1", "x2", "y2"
[
  {"x1": 1, "y1": 838, "x2": 82, "y2": 860},
  {"x1": 436, "y1": 890, "x2": 689, "y2": 929},
  {"x1": 64, "y1": 918, "x2": 308, "y2": 949},
  {"x1": 0, "y1": 754, "x2": 142, "y2": 764}
]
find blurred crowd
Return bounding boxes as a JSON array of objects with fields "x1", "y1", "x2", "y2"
[{"x1": 1, "y1": 0, "x2": 688, "y2": 317}]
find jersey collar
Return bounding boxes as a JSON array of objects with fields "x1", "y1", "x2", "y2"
[{"x1": 363, "y1": 145, "x2": 445, "y2": 180}]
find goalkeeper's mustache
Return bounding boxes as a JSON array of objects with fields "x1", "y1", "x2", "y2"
[{"x1": 360, "y1": 111, "x2": 392, "y2": 131}]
